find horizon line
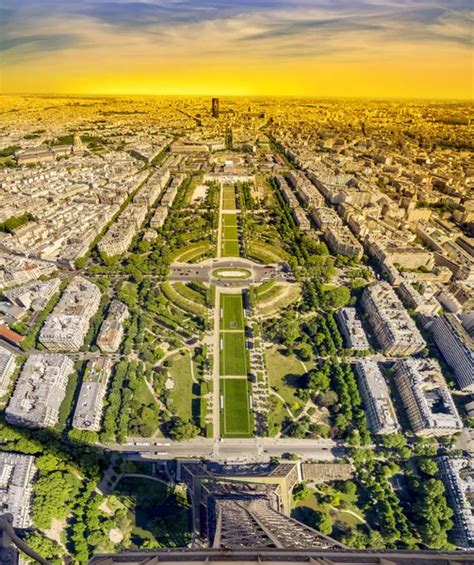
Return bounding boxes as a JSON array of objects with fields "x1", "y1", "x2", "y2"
[{"x1": 1, "y1": 92, "x2": 473, "y2": 103}]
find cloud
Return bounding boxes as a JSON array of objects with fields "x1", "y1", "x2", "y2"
[{"x1": 0, "y1": 0, "x2": 472, "y2": 64}]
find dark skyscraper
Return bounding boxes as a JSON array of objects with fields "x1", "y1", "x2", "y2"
[{"x1": 212, "y1": 97, "x2": 220, "y2": 118}]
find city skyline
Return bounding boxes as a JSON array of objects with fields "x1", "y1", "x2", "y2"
[{"x1": 1, "y1": 0, "x2": 473, "y2": 99}]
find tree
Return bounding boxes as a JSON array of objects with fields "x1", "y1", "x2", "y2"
[
  {"x1": 318, "y1": 390, "x2": 338, "y2": 407},
  {"x1": 296, "y1": 342, "x2": 312, "y2": 361},
  {"x1": 418, "y1": 458, "x2": 438, "y2": 476},
  {"x1": 413, "y1": 478, "x2": 454, "y2": 549},
  {"x1": 380, "y1": 433, "x2": 407, "y2": 450},
  {"x1": 292, "y1": 483, "x2": 313, "y2": 501},
  {"x1": 311, "y1": 509, "x2": 333, "y2": 535},
  {"x1": 23, "y1": 532, "x2": 63, "y2": 564},
  {"x1": 324, "y1": 286, "x2": 351, "y2": 309},
  {"x1": 168, "y1": 418, "x2": 200, "y2": 441}
]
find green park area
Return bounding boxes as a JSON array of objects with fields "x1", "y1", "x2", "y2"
[
  {"x1": 220, "y1": 333, "x2": 247, "y2": 376},
  {"x1": 222, "y1": 239, "x2": 240, "y2": 257},
  {"x1": 223, "y1": 224, "x2": 238, "y2": 239},
  {"x1": 221, "y1": 212, "x2": 240, "y2": 257},
  {"x1": 220, "y1": 293, "x2": 245, "y2": 330},
  {"x1": 112, "y1": 476, "x2": 191, "y2": 548},
  {"x1": 265, "y1": 346, "x2": 313, "y2": 414},
  {"x1": 167, "y1": 351, "x2": 194, "y2": 421},
  {"x1": 220, "y1": 378, "x2": 253, "y2": 438},
  {"x1": 223, "y1": 213, "x2": 237, "y2": 227},
  {"x1": 291, "y1": 482, "x2": 366, "y2": 539},
  {"x1": 222, "y1": 185, "x2": 237, "y2": 210}
]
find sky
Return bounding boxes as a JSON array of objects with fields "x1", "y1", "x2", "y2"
[{"x1": 0, "y1": 0, "x2": 473, "y2": 99}]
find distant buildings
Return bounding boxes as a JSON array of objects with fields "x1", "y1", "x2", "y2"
[
  {"x1": 335, "y1": 308, "x2": 369, "y2": 351},
  {"x1": 431, "y1": 314, "x2": 474, "y2": 392},
  {"x1": 355, "y1": 360, "x2": 399, "y2": 435},
  {"x1": 361, "y1": 283, "x2": 426, "y2": 356},
  {"x1": 394, "y1": 358, "x2": 463, "y2": 437},
  {"x1": 212, "y1": 98, "x2": 220, "y2": 119},
  {"x1": 0, "y1": 344, "x2": 16, "y2": 396},
  {"x1": 438, "y1": 457, "x2": 474, "y2": 549},
  {"x1": 72, "y1": 358, "x2": 113, "y2": 432},
  {"x1": 6, "y1": 353, "x2": 74, "y2": 428},
  {"x1": 0, "y1": 452, "x2": 36, "y2": 528},
  {"x1": 39, "y1": 277, "x2": 101, "y2": 352},
  {"x1": 96, "y1": 300, "x2": 129, "y2": 353}
]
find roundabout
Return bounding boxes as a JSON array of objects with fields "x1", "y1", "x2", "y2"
[{"x1": 212, "y1": 267, "x2": 252, "y2": 280}]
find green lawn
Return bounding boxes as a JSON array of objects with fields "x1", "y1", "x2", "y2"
[
  {"x1": 220, "y1": 294, "x2": 244, "y2": 330},
  {"x1": 265, "y1": 346, "x2": 312, "y2": 413},
  {"x1": 167, "y1": 351, "x2": 193, "y2": 420},
  {"x1": 222, "y1": 239, "x2": 240, "y2": 257},
  {"x1": 223, "y1": 225, "x2": 238, "y2": 239},
  {"x1": 220, "y1": 378, "x2": 253, "y2": 437},
  {"x1": 222, "y1": 186, "x2": 237, "y2": 210},
  {"x1": 220, "y1": 332, "x2": 247, "y2": 376},
  {"x1": 223, "y1": 214, "x2": 237, "y2": 227}
]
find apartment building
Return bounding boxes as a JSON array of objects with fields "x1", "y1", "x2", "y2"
[
  {"x1": 336, "y1": 308, "x2": 370, "y2": 351},
  {"x1": 150, "y1": 206, "x2": 169, "y2": 229},
  {"x1": 324, "y1": 225, "x2": 364, "y2": 258},
  {"x1": 431, "y1": 314, "x2": 474, "y2": 392},
  {"x1": 6, "y1": 354, "x2": 74, "y2": 428},
  {"x1": 394, "y1": 359, "x2": 463, "y2": 436},
  {"x1": 355, "y1": 360, "x2": 400, "y2": 435},
  {"x1": 3, "y1": 277, "x2": 61, "y2": 312},
  {"x1": 0, "y1": 344, "x2": 16, "y2": 396},
  {"x1": 361, "y1": 283, "x2": 426, "y2": 356},
  {"x1": 72, "y1": 358, "x2": 113, "y2": 432},
  {"x1": 39, "y1": 277, "x2": 101, "y2": 351},
  {"x1": 396, "y1": 280, "x2": 441, "y2": 316},
  {"x1": 437, "y1": 457, "x2": 474, "y2": 549},
  {"x1": 292, "y1": 208, "x2": 311, "y2": 232},
  {"x1": 310, "y1": 207, "x2": 341, "y2": 230},
  {"x1": 96, "y1": 300, "x2": 129, "y2": 353},
  {"x1": 0, "y1": 452, "x2": 36, "y2": 528},
  {"x1": 0, "y1": 253, "x2": 56, "y2": 291}
]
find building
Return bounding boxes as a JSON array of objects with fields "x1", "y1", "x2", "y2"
[
  {"x1": 0, "y1": 326, "x2": 23, "y2": 348},
  {"x1": 97, "y1": 204, "x2": 147, "y2": 257},
  {"x1": 212, "y1": 98, "x2": 220, "y2": 118},
  {"x1": 361, "y1": 283, "x2": 426, "y2": 356},
  {"x1": 3, "y1": 278, "x2": 61, "y2": 312},
  {"x1": 0, "y1": 345, "x2": 16, "y2": 397},
  {"x1": 150, "y1": 206, "x2": 168, "y2": 229},
  {"x1": 335, "y1": 308, "x2": 369, "y2": 351},
  {"x1": 431, "y1": 314, "x2": 474, "y2": 392},
  {"x1": 396, "y1": 280, "x2": 441, "y2": 316},
  {"x1": 394, "y1": 359, "x2": 463, "y2": 437},
  {"x1": 438, "y1": 457, "x2": 474, "y2": 549},
  {"x1": 96, "y1": 300, "x2": 129, "y2": 353},
  {"x1": 180, "y1": 461, "x2": 343, "y2": 550},
  {"x1": 5, "y1": 353, "x2": 74, "y2": 428},
  {"x1": 14, "y1": 146, "x2": 55, "y2": 165},
  {"x1": 355, "y1": 360, "x2": 399, "y2": 435},
  {"x1": 72, "y1": 358, "x2": 113, "y2": 432},
  {"x1": 39, "y1": 277, "x2": 101, "y2": 351},
  {"x1": 324, "y1": 225, "x2": 363, "y2": 259},
  {"x1": 0, "y1": 452, "x2": 36, "y2": 528}
]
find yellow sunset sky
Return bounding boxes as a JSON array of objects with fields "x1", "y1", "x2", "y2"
[{"x1": 1, "y1": 1, "x2": 473, "y2": 99}]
